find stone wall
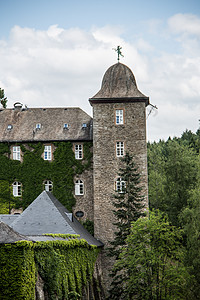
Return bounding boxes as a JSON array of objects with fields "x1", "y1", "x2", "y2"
[{"x1": 92, "y1": 100, "x2": 148, "y2": 290}]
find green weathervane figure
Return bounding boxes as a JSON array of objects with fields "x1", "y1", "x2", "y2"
[{"x1": 113, "y1": 45, "x2": 124, "y2": 62}]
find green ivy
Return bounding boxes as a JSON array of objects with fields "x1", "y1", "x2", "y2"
[
  {"x1": 0, "y1": 241, "x2": 36, "y2": 299},
  {"x1": 0, "y1": 141, "x2": 92, "y2": 213},
  {"x1": 0, "y1": 239, "x2": 100, "y2": 300}
]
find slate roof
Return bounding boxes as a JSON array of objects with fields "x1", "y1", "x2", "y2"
[
  {"x1": 1, "y1": 191, "x2": 103, "y2": 247},
  {"x1": 89, "y1": 63, "x2": 149, "y2": 106},
  {"x1": 0, "y1": 221, "x2": 31, "y2": 244},
  {"x1": 0, "y1": 107, "x2": 93, "y2": 142}
]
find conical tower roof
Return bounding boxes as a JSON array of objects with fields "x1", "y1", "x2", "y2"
[{"x1": 89, "y1": 63, "x2": 149, "y2": 105}]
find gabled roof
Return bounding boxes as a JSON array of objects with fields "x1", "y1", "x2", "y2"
[
  {"x1": 3, "y1": 191, "x2": 103, "y2": 247},
  {"x1": 0, "y1": 221, "x2": 31, "y2": 244},
  {"x1": 0, "y1": 107, "x2": 93, "y2": 142}
]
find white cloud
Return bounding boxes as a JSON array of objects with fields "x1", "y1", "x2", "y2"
[
  {"x1": 0, "y1": 19, "x2": 200, "y2": 142},
  {"x1": 168, "y1": 13, "x2": 200, "y2": 37}
]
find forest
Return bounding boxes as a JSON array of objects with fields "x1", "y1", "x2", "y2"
[{"x1": 147, "y1": 128, "x2": 200, "y2": 299}]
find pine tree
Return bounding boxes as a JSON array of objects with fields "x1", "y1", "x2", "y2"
[
  {"x1": 108, "y1": 152, "x2": 146, "y2": 299},
  {"x1": 0, "y1": 88, "x2": 7, "y2": 108}
]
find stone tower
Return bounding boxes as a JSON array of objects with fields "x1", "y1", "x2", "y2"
[{"x1": 89, "y1": 62, "x2": 149, "y2": 289}]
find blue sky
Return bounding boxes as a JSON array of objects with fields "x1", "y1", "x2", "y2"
[{"x1": 0, "y1": 0, "x2": 200, "y2": 141}]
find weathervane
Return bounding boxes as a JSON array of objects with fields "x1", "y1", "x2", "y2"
[{"x1": 113, "y1": 46, "x2": 124, "y2": 62}]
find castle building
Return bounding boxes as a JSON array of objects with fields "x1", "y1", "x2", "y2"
[{"x1": 0, "y1": 62, "x2": 149, "y2": 292}]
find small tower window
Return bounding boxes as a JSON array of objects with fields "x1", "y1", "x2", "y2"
[
  {"x1": 116, "y1": 142, "x2": 124, "y2": 157},
  {"x1": 115, "y1": 109, "x2": 124, "y2": 125},
  {"x1": 82, "y1": 123, "x2": 87, "y2": 129},
  {"x1": 75, "y1": 144, "x2": 83, "y2": 160},
  {"x1": 44, "y1": 145, "x2": 52, "y2": 161},
  {"x1": 44, "y1": 180, "x2": 53, "y2": 192},
  {"x1": 13, "y1": 146, "x2": 21, "y2": 161},
  {"x1": 12, "y1": 181, "x2": 22, "y2": 197},
  {"x1": 75, "y1": 180, "x2": 84, "y2": 195},
  {"x1": 115, "y1": 178, "x2": 126, "y2": 193}
]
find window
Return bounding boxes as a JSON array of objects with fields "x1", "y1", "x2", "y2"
[
  {"x1": 7, "y1": 124, "x2": 13, "y2": 130},
  {"x1": 75, "y1": 144, "x2": 83, "y2": 160},
  {"x1": 44, "y1": 145, "x2": 52, "y2": 160},
  {"x1": 36, "y1": 123, "x2": 41, "y2": 130},
  {"x1": 82, "y1": 123, "x2": 87, "y2": 129},
  {"x1": 13, "y1": 146, "x2": 21, "y2": 161},
  {"x1": 63, "y1": 123, "x2": 69, "y2": 129},
  {"x1": 115, "y1": 178, "x2": 126, "y2": 193},
  {"x1": 115, "y1": 109, "x2": 124, "y2": 125},
  {"x1": 75, "y1": 180, "x2": 84, "y2": 195},
  {"x1": 44, "y1": 180, "x2": 53, "y2": 192},
  {"x1": 12, "y1": 181, "x2": 22, "y2": 197},
  {"x1": 116, "y1": 142, "x2": 124, "y2": 157}
]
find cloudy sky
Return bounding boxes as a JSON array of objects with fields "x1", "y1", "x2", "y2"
[{"x1": 0, "y1": 0, "x2": 200, "y2": 141}]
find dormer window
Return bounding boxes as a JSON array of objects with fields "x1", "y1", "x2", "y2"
[
  {"x1": 7, "y1": 124, "x2": 13, "y2": 130},
  {"x1": 36, "y1": 123, "x2": 41, "y2": 130},
  {"x1": 63, "y1": 123, "x2": 69, "y2": 129}
]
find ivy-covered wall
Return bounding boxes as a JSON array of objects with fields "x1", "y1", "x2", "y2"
[
  {"x1": 0, "y1": 241, "x2": 36, "y2": 299},
  {"x1": 0, "y1": 238, "x2": 100, "y2": 300},
  {"x1": 0, "y1": 141, "x2": 92, "y2": 213}
]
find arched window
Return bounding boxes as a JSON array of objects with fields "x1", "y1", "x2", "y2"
[
  {"x1": 75, "y1": 180, "x2": 84, "y2": 195},
  {"x1": 12, "y1": 181, "x2": 22, "y2": 197},
  {"x1": 44, "y1": 180, "x2": 53, "y2": 192},
  {"x1": 115, "y1": 178, "x2": 126, "y2": 193}
]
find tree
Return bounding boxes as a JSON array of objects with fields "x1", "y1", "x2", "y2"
[
  {"x1": 164, "y1": 140, "x2": 198, "y2": 226},
  {"x1": 180, "y1": 155, "x2": 200, "y2": 298},
  {"x1": 108, "y1": 152, "x2": 146, "y2": 299},
  {"x1": 0, "y1": 88, "x2": 7, "y2": 108},
  {"x1": 118, "y1": 210, "x2": 191, "y2": 300}
]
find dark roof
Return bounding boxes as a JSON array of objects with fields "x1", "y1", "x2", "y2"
[
  {"x1": 3, "y1": 191, "x2": 103, "y2": 247},
  {"x1": 0, "y1": 107, "x2": 92, "y2": 142},
  {"x1": 89, "y1": 63, "x2": 149, "y2": 106},
  {"x1": 0, "y1": 221, "x2": 31, "y2": 244}
]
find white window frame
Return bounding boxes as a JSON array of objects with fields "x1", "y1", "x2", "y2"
[
  {"x1": 115, "y1": 109, "x2": 124, "y2": 125},
  {"x1": 13, "y1": 146, "x2": 21, "y2": 161},
  {"x1": 75, "y1": 180, "x2": 84, "y2": 195},
  {"x1": 115, "y1": 178, "x2": 126, "y2": 193},
  {"x1": 12, "y1": 181, "x2": 22, "y2": 197},
  {"x1": 116, "y1": 141, "x2": 124, "y2": 157},
  {"x1": 44, "y1": 180, "x2": 53, "y2": 192},
  {"x1": 44, "y1": 145, "x2": 52, "y2": 161},
  {"x1": 75, "y1": 144, "x2": 83, "y2": 160}
]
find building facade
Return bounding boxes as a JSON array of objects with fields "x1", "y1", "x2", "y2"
[{"x1": 0, "y1": 62, "x2": 149, "y2": 292}]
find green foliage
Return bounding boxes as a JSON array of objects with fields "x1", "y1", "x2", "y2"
[
  {"x1": 118, "y1": 210, "x2": 191, "y2": 300},
  {"x1": 0, "y1": 141, "x2": 92, "y2": 213},
  {"x1": 179, "y1": 155, "x2": 200, "y2": 298},
  {"x1": 0, "y1": 239, "x2": 100, "y2": 300},
  {"x1": 0, "y1": 88, "x2": 7, "y2": 109},
  {"x1": 34, "y1": 239, "x2": 99, "y2": 299},
  {"x1": 108, "y1": 152, "x2": 146, "y2": 299},
  {"x1": 148, "y1": 136, "x2": 198, "y2": 226},
  {"x1": 44, "y1": 233, "x2": 80, "y2": 239},
  {"x1": 0, "y1": 242, "x2": 36, "y2": 299}
]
